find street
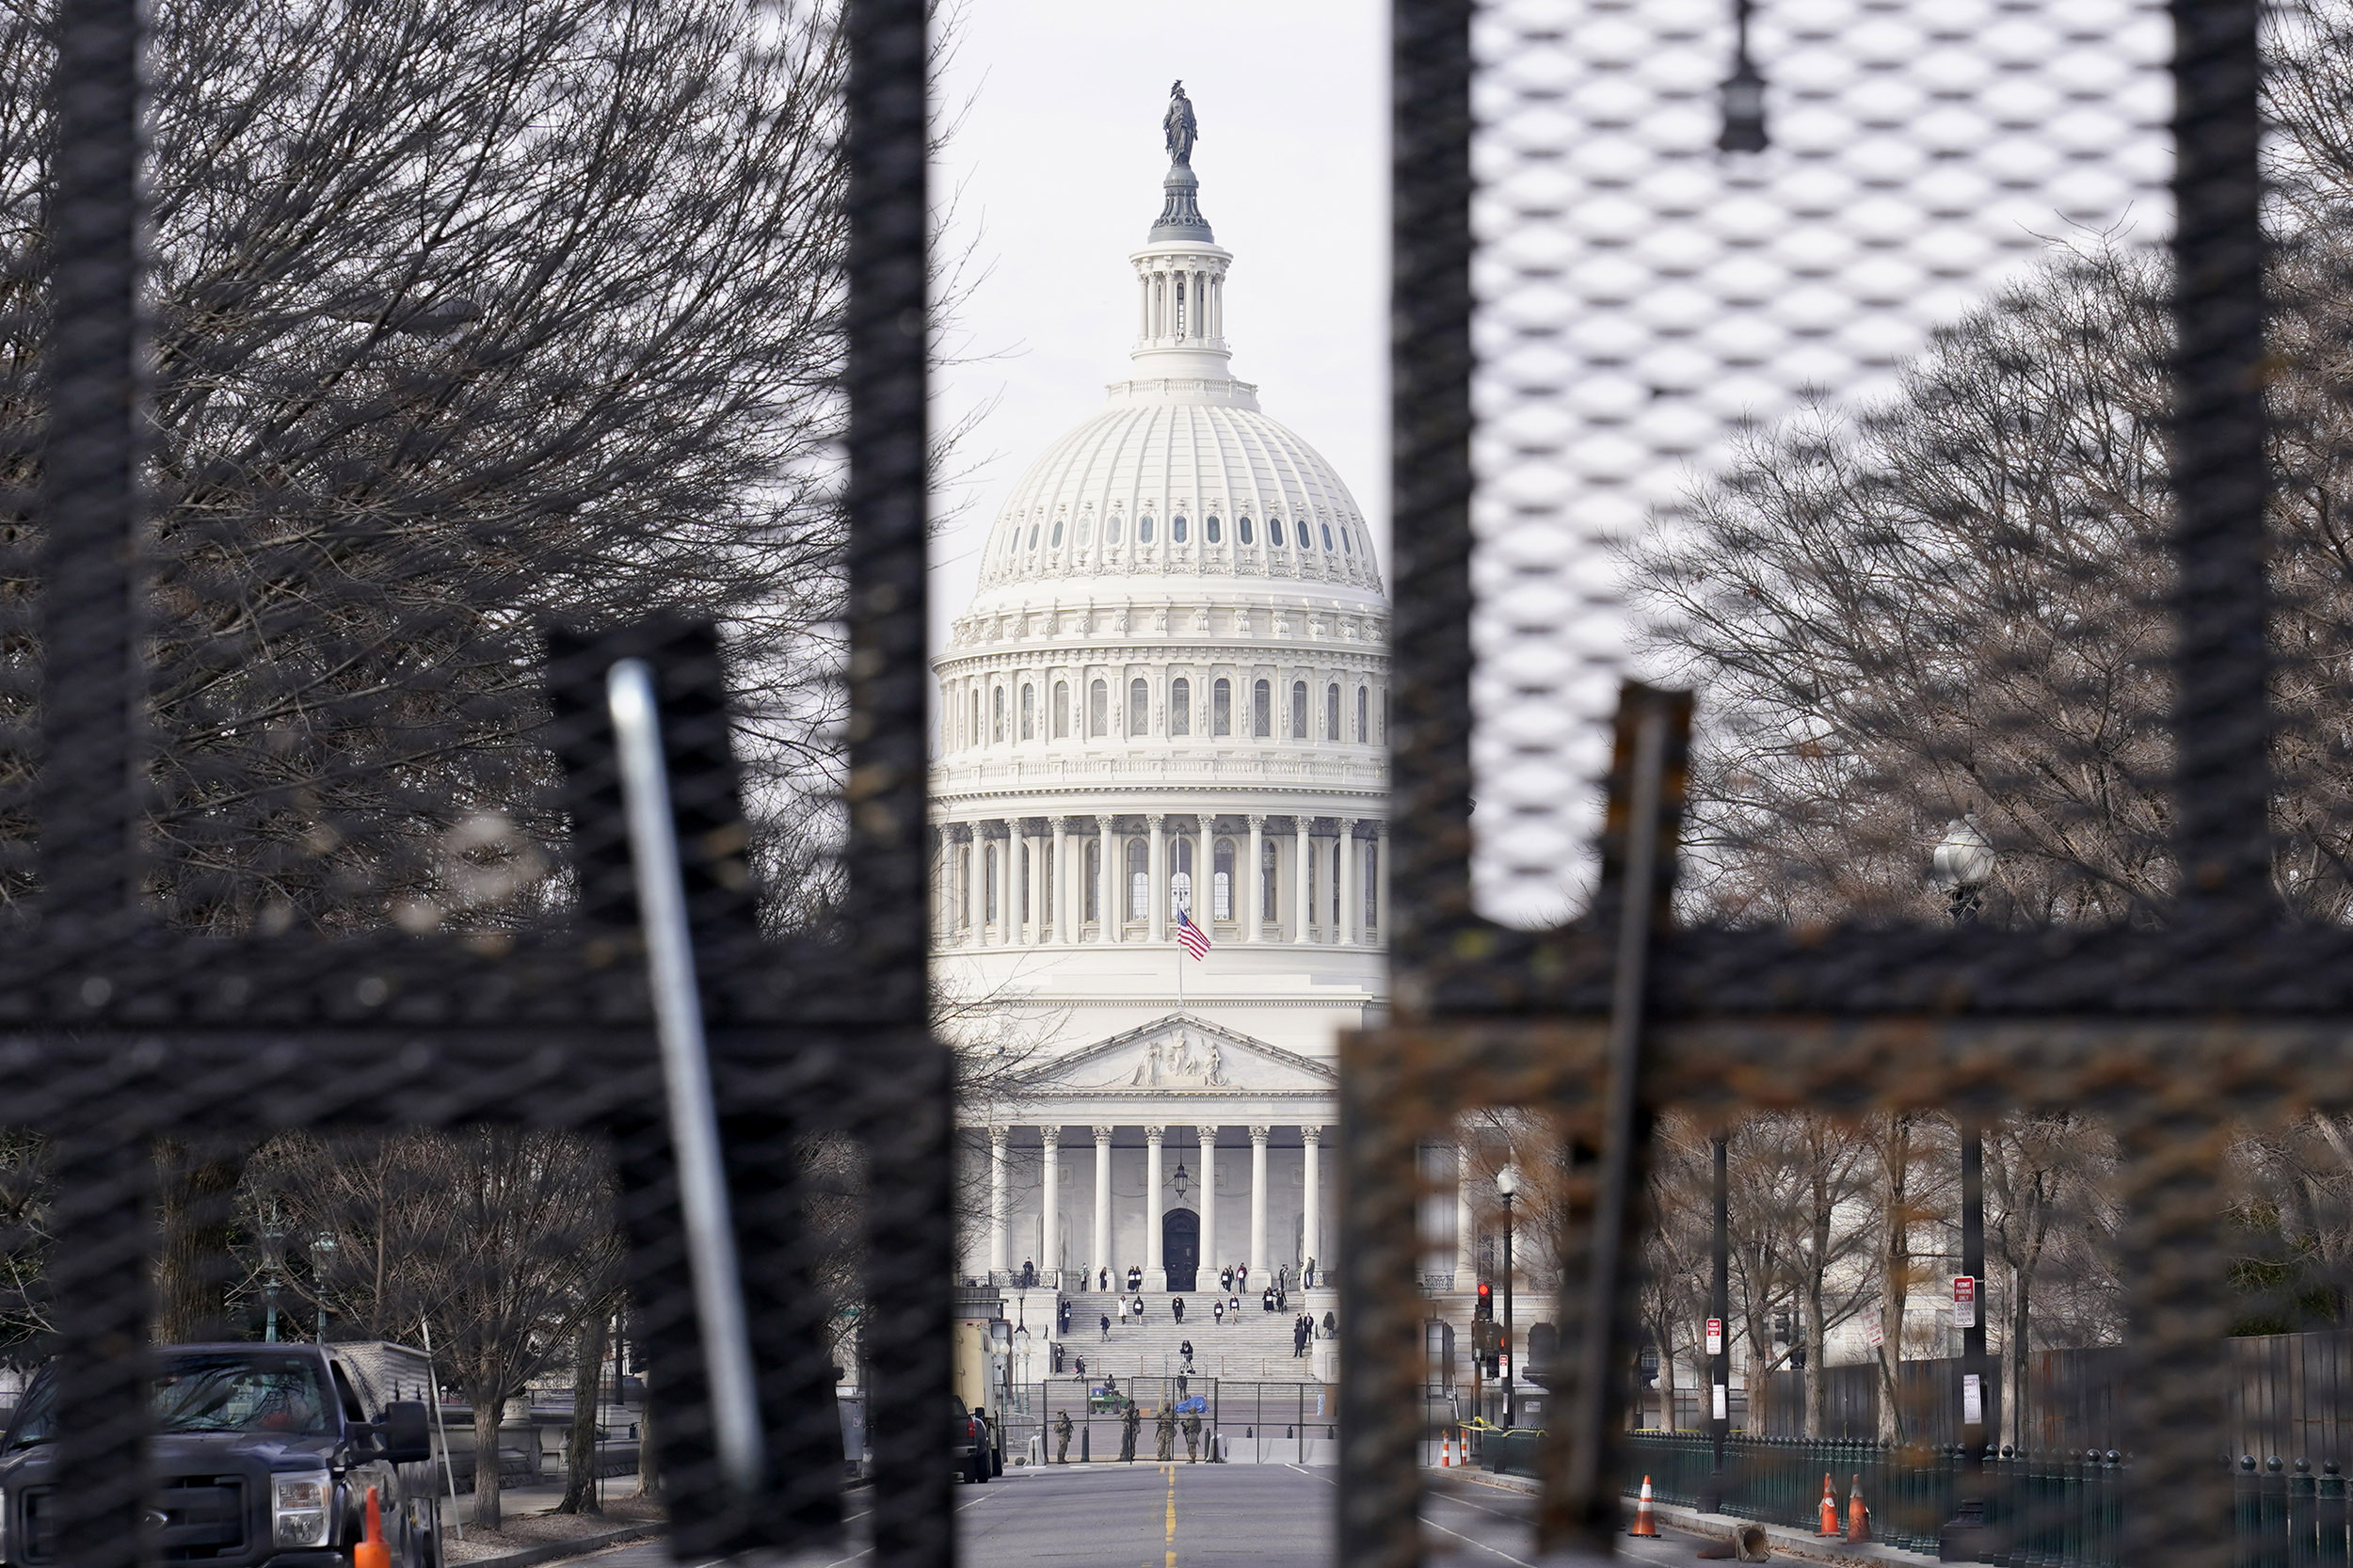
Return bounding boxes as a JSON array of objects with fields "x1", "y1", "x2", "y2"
[{"x1": 568, "y1": 1468, "x2": 1750, "y2": 1567}]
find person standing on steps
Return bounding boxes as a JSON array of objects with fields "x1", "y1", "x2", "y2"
[
  {"x1": 1180, "y1": 1338, "x2": 1194, "y2": 1371},
  {"x1": 1172, "y1": 1295, "x2": 1186, "y2": 1323},
  {"x1": 1212, "y1": 1299, "x2": 1225, "y2": 1326},
  {"x1": 1221, "y1": 1265, "x2": 1234, "y2": 1293},
  {"x1": 1100, "y1": 1312, "x2": 1112, "y2": 1342},
  {"x1": 1237, "y1": 1261, "x2": 1248, "y2": 1293},
  {"x1": 1228, "y1": 1293, "x2": 1241, "y2": 1320},
  {"x1": 1156, "y1": 1403, "x2": 1176, "y2": 1462},
  {"x1": 1075, "y1": 1354, "x2": 1088, "y2": 1380},
  {"x1": 1054, "y1": 1408, "x2": 1072, "y2": 1464},
  {"x1": 1098, "y1": 1265, "x2": 1108, "y2": 1291},
  {"x1": 1121, "y1": 1400, "x2": 1142, "y2": 1463}
]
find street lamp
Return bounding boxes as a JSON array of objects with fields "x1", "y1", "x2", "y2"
[
  {"x1": 1173, "y1": 1161, "x2": 1191, "y2": 1199},
  {"x1": 1495, "y1": 1163, "x2": 1522, "y2": 1429},
  {"x1": 1717, "y1": 0, "x2": 1769, "y2": 153},
  {"x1": 1931, "y1": 818, "x2": 1994, "y2": 1558}
]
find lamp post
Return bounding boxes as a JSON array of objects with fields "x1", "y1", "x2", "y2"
[
  {"x1": 1496, "y1": 1163, "x2": 1522, "y2": 1428},
  {"x1": 1932, "y1": 817, "x2": 1993, "y2": 1559}
]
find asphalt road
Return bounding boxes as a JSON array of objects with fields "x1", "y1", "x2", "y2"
[{"x1": 568, "y1": 1467, "x2": 1742, "y2": 1567}]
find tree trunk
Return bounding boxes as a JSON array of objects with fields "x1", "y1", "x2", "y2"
[
  {"x1": 557, "y1": 1313, "x2": 611, "y2": 1513},
  {"x1": 1877, "y1": 1117, "x2": 1915, "y2": 1443},
  {"x1": 636, "y1": 1375, "x2": 659, "y2": 1498},
  {"x1": 1658, "y1": 1321, "x2": 1680, "y2": 1432},
  {"x1": 470, "y1": 1385, "x2": 506, "y2": 1530},
  {"x1": 153, "y1": 1140, "x2": 251, "y2": 1342}
]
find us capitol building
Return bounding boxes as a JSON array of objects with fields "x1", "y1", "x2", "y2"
[{"x1": 933, "y1": 89, "x2": 1387, "y2": 1325}]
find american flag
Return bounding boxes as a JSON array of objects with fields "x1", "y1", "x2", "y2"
[{"x1": 1176, "y1": 907, "x2": 1211, "y2": 960}]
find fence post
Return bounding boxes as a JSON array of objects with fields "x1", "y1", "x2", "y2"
[
  {"x1": 2268, "y1": 1457, "x2": 2294, "y2": 1568},
  {"x1": 2239, "y1": 1457, "x2": 2263, "y2": 1568},
  {"x1": 2318, "y1": 1462, "x2": 2347, "y2": 1568},
  {"x1": 2292, "y1": 1459, "x2": 2318, "y2": 1568}
]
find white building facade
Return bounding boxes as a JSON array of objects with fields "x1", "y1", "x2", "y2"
[{"x1": 935, "y1": 137, "x2": 1386, "y2": 1296}]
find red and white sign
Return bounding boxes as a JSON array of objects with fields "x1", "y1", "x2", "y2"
[
  {"x1": 1952, "y1": 1276, "x2": 1978, "y2": 1330},
  {"x1": 1865, "y1": 1307, "x2": 1884, "y2": 1349},
  {"x1": 1499, "y1": 1355, "x2": 1512, "y2": 1378},
  {"x1": 1705, "y1": 1317, "x2": 1723, "y2": 1355}
]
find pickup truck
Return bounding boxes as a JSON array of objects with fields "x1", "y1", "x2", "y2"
[{"x1": 0, "y1": 1343, "x2": 440, "y2": 1568}]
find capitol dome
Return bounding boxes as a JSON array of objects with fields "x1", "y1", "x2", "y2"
[{"x1": 937, "y1": 93, "x2": 1386, "y2": 1301}]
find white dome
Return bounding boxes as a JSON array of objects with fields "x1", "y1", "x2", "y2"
[{"x1": 967, "y1": 380, "x2": 1385, "y2": 611}]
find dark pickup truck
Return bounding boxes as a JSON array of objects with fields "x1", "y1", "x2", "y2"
[{"x1": 0, "y1": 1343, "x2": 440, "y2": 1568}]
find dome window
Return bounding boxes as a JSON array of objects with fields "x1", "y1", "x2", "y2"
[
  {"x1": 1078, "y1": 520, "x2": 1093, "y2": 546},
  {"x1": 1207, "y1": 516, "x2": 1222, "y2": 543},
  {"x1": 1290, "y1": 680, "x2": 1308, "y2": 739},
  {"x1": 1355, "y1": 685, "x2": 1369, "y2": 743},
  {"x1": 1321, "y1": 523, "x2": 1335, "y2": 551},
  {"x1": 1054, "y1": 680, "x2": 1071, "y2": 738},
  {"x1": 1107, "y1": 515, "x2": 1123, "y2": 544},
  {"x1": 1269, "y1": 517, "x2": 1287, "y2": 547},
  {"x1": 1128, "y1": 678, "x2": 1149, "y2": 735},
  {"x1": 1339, "y1": 526, "x2": 1353, "y2": 555},
  {"x1": 1051, "y1": 520, "x2": 1064, "y2": 548},
  {"x1": 1239, "y1": 517, "x2": 1255, "y2": 545},
  {"x1": 1253, "y1": 679, "x2": 1272, "y2": 738},
  {"x1": 1089, "y1": 679, "x2": 1109, "y2": 735},
  {"x1": 1027, "y1": 524, "x2": 1039, "y2": 550},
  {"x1": 1172, "y1": 515, "x2": 1188, "y2": 543},
  {"x1": 1326, "y1": 682, "x2": 1340, "y2": 739},
  {"x1": 1140, "y1": 515, "x2": 1155, "y2": 543},
  {"x1": 1212, "y1": 840, "x2": 1234, "y2": 920},
  {"x1": 1128, "y1": 840, "x2": 1149, "y2": 920},
  {"x1": 1021, "y1": 683, "x2": 1036, "y2": 741},
  {"x1": 992, "y1": 686, "x2": 1007, "y2": 743},
  {"x1": 1212, "y1": 678, "x2": 1232, "y2": 736},
  {"x1": 1170, "y1": 678, "x2": 1192, "y2": 736}
]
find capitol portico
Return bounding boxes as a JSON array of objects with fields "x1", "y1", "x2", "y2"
[{"x1": 935, "y1": 88, "x2": 1380, "y2": 1302}]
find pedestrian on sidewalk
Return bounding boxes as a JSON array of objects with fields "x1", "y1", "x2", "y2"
[
  {"x1": 1121, "y1": 1401, "x2": 1141, "y2": 1463},
  {"x1": 1172, "y1": 1296, "x2": 1186, "y2": 1323},
  {"x1": 1054, "y1": 1409, "x2": 1072, "y2": 1464},
  {"x1": 1156, "y1": 1404, "x2": 1176, "y2": 1462},
  {"x1": 1100, "y1": 1313, "x2": 1112, "y2": 1341}
]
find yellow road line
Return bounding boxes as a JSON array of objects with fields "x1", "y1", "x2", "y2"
[{"x1": 1164, "y1": 1462, "x2": 1177, "y2": 1567}]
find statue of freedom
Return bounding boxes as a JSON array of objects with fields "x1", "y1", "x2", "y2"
[{"x1": 1164, "y1": 81, "x2": 1198, "y2": 165}]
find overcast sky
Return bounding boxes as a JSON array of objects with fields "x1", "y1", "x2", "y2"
[{"x1": 928, "y1": 1, "x2": 1387, "y2": 646}]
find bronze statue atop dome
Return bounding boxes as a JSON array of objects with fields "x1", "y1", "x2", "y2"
[{"x1": 1164, "y1": 81, "x2": 1198, "y2": 166}]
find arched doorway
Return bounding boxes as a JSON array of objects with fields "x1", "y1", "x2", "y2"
[{"x1": 1161, "y1": 1208, "x2": 1199, "y2": 1292}]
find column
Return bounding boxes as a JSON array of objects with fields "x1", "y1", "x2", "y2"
[
  {"x1": 1147, "y1": 814, "x2": 1168, "y2": 943},
  {"x1": 1455, "y1": 1144, "x2": 1477, "y2": 1289},
  {"x1": 1293, "y1": 819, "x2": 1313, "y2": 943},
  {"x1": 1249, "y1": 1126, "x2": 1271, "y2": 1278},
  {"x1": 1052, "y1": 818, "x2": 1073, "y2": 944},
  {"x1": 1093, "y1": 1127, "x2": 1114, "y2": 1286},
  {"x1": 994, "y1": 824, "x2": 1015, "y2": 947},
  {"x1": 1302, "y1": 1127, "x2": 1322, "y2": 1276},
  {"x1": 965, "y1": 824, "x2": 984, "y2": 944},
  {"x1": 1098, "y1": 815, "x2": 1120, "y2": 943},
  {"x1": 988, "y1": 1126, "x2": 1010, "y2": 1276},
  {"x1": 1245, "y1": 815, "x2": 1265, "y2": 943},
  {"x1": 1374, "y1": 823, "x2": 1389, "y2": 941},
  {"x1": 1198, "y1": 1125, "x2": 1220, "y2": 1278},
  {"x1": 1145, "y1": 1126, "x2": 1166, "y2": 1283},
  {"x1": 1028, "y1": 826, "x2": 1047, "y2": 942},
  {"x1": 1039, "y1": 1127, "x2": 1061, "y2": 1280},
  {"x1": 1339, "y1": 818, "x2": 1360, "y2": 945},
  {"x1": 1195, "y1": 814, "x2": 1214, "y2": 924}
]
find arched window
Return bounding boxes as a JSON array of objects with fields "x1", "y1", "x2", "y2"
[
  {"x1": 1213, "y1": 678, "x2": 1232, "y2": 736},
  {"x1": 1270, "y1": 516, "x2": 1287, "y2": 547},
  {"x1": 1253, "y1": 680, "x2": 1272, "y2": 738},
  {"x1": 1028, "y1": 524, "x2": 1039, "y2": 549},
  {"x1": 1326, "y1": 682, "x2": 1340, "y2": 739},
  {"x1": 1213, "y1": 840, "x2": 1235, "y2": 920},
  {"x1": 1128, "y1": 840, "x2": 1149, "y2": 920},
  {"x1": 1240, "y1": 516, "x2": 1256, "y2": 545},
  {"x1": 1139, "y1": 515, "x2": 1155, "y2": 543},
  {"x1": 1321, "y1": 523, "x2": 1335, "y2": 551},
  {"x1": 984, "y1": 842, "x2": 1000, "y2": 924},
  {"x1": 1128, "y1": 678, "x2": 1149, "y2": 735},
  {"x1": 1363, "y1": 838, "x2": 1379, "y2": 934},
  {"x1": 992, "y1": 687, "x2": 1007, "y2": 743},
  {"x1": 1290, "y1": 680, "x2": 1308, "y2": 739},
  {"x1": 1051, "y1": 519, "x2": 1064, "y2": 548},
  {"x1": 968, "y1": 689, "x2": 980, "y2": 747},
  {"x1": 1090, "y1": 679, "x2": 1109, "y2": 735},
  {"x1": 1170, "y1": 678, "x2": 1192, "y2": 736},
  {"x1": 1339, "y1": 526, "x2": 1353, "y2": 555},
  {"x1": 1261, "y1": 838, "x2": 1279, "y2": 922},
  {"x1": 1208, "y1": 515, "x2": 1223, "y2": 543},
  {"x1": 1054, "y1": 680, "x2": 1070, "y2": 738},
  {"x1": 1172, "y1": 839, "x2": 1193, "y2": 919},
  {"x1": 1173, "y1": 514, "x2": 1189, "y2": 543},
  {"x1": 1084, "y1": 840, "x2": 1100, "y2": 922},
  {"x1": 1107, "y1": 514, "x2": 1124, "y2": 545},
  {"x1": 1355, "y1": 685, "x2": 1368, "y2": 742},
  {"x1": 1078, "y1": 520, "x2": 1093, "y2": 546}
]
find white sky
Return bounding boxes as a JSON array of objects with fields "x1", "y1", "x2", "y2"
[{"x1": 928, "y1": 0, "x2": 1388, "y2": 648}]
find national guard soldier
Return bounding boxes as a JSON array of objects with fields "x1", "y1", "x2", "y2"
[
  {"x1": 1182, "y1": 1410, "x2": 1203, "y2": 1462},
  {"x1": 1054, "y1": 1408, "x2": 1073, "y2": 1464},
  {"x1": 1156, "y1": 1403, "x2": 1176, "y2": 1462},
  {"x1": 1121, "y1": 1400, "x2": 1142, "y2": 1462}
]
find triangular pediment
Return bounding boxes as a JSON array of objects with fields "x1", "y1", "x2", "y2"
[{"x1": 1016, "y1": 1014, "x2": 1336, "y2": 1096}]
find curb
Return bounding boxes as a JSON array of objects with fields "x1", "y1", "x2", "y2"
[
  {"x1": 456, "y1": 1522, "x2": 662, "y2": 1568},
  {"x1": 1646, "y1": 1503, "x2": 1941, "y2": 1567}
]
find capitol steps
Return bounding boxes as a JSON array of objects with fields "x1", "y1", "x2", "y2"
[{"x1": 1053, "y1": 1289, "x2": 1326, "y2": 1383}]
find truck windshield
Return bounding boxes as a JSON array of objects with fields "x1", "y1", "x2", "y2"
[{"x1": 8, "y1": 1354, "x2": 332, "y2": 1448}]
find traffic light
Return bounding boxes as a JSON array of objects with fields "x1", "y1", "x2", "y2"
[{"x1": 1475, "y1": 1282, "x2": 1494, "y2": 1320}]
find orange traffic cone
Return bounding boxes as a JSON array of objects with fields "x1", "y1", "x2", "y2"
[
  {"x1": 1846, "y1": 1473, "x2": 1871, "y2": 1543},
  {"x1": 355, "y1": 1487, "x2": 390, "y2": 1568},
  {"x1": 1817, "y1": 1472, "x2": 1839, "y2": 1535},
  {"x1": 1441, "y1": 1430, "x2": 1454, "y2": 1467},
  {"x1": 1628, "y1": 1475, "x2": 1660, "y2": 1537}
]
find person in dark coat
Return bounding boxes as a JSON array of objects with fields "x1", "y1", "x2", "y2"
[
  {"x1": 1100, "y1": 1312, "x2": 1112, "y2": 1341},
  {"x1": 1305, "y1": 1256, "x2": 1317, "y2": 1288},
  {"x1": 1237, "y1": 1261, "x2": 1249, "y2": 1292},
  {"x1": 1180, "y1": 1337, "x2": 1195, "y2": 1370},
  {"x1": 1228, "y1": 1293, "x2": 1241, "y2": 1319},
  {"x1": 1131, "y1": 1292, "x2": 1145, "y2": 1322},
  {"x1": 1075, "y1": 1354, "x2": 1087, "y2": 1379},
  {"x1": 1172, "y1": 1296, "x2": 1185, "y2": 1323},
  {"x1": 1099, "y1": 1265, "x2": 1109, "y2": 1290},
  {"x1": 1059, "y1": 1299, "x2": 1073, "y2": 1335},
  {"x1": 1221, "y1": 1265, "x2": 1235, "y2": 1292},
  {"x1": 1212, "y1": 1299, "x2": 1225, "y2": 1325},
  {"x1": 1021, "y1": 1258, "x2": 1035, "y2": 1288},
  {"x1": 1261, "y1": 1286, "x2": 1275, "y2": 1313},
  {"x1": 1120, "y1": 1401, "x2": 1142, "y2": 1463},
  {"x1": 1127, "y1": 1264, "x2": 1143, "y2": 1293},
  {"x1": 1322, "y1": 1309, "x2": 1337, "y2": 1338},
  {"x1": 1054, "y1": 1408, "x2": 1073, "y2": 1463}
]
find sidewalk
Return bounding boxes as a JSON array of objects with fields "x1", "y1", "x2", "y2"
[
  {"x1": 1445, "y1": 1472, "x2": 1941, "y2": 1568},
  {"x1": 439, "y1": 1479, "x2": 662, "y2": 1566}
]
